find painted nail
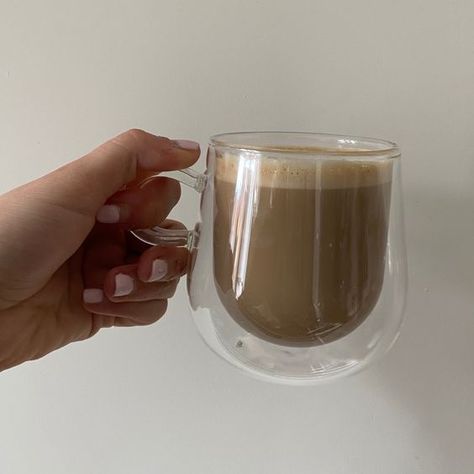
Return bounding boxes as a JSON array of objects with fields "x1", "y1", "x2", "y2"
[
  {"x1": 149, "y1": 259, "x2": 168, "y2": 282},
  {"x1": 96, "y1": 205, "x2": 121, "y2": 224},
  {"x1": 173, "y1": 139, "x2": 199, "y2": 151},
  {"x1": 114, "y1": 273, "x2": 134, "y2": 297},
  {"x1": 83, "y1": 289, "x2": 104, "y2": 304}
]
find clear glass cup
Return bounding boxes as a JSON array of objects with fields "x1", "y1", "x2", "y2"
[{"x1": 132, "y1": 132, "x2": 407, "y2": 385}]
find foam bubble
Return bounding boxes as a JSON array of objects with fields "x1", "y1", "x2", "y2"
[{"x1": 215, "y1": 151, "x2": 393, "y2": 189}]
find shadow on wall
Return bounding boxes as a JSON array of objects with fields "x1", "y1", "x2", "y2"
[{"x1": 371, "y1": 184, "x2": 474, "y2": 472}]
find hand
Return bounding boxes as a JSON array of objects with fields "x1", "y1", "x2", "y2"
[{"x1": 0, "y1": 129, "x2": 200, "y2": 371}]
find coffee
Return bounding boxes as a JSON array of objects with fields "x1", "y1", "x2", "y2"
[{"x1": 213, "y1": 150, "x2": 392, "y2": 346}]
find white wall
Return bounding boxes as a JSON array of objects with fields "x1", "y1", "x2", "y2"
[{"x1": 0, "y1": 1, "x2": 473, "y2": 473}]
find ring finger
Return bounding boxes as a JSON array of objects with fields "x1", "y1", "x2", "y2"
[{"x1": 103, "y1": 265, "x2": 180, "y2": 302}]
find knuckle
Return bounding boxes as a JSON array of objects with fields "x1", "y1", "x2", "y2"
[
  {"x1": 158, "y1": 299, "x2": 168, "y2": 316},
  {"x1": 164, "y1": 280, "x2": 179, "y2": 298},
  {"x1": 161, "y1": 176, "x2": 181, "y2": 198},
  {"x1": 126, "y1": 128, "x2": 148, "y2": 141},
  {"x1": 162, "y1": 219, "x2": 186, "y2": 231},
  {"x1": 125, "y1": 129, "x2": 170, "y2": 148},
  {"x1": 168, "y1": 180, "x2": 182, "y2": 205}
]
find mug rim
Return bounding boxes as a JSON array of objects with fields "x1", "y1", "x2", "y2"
[{"x1": 209, "y1": 131, "x2": 400, "y2": 159}]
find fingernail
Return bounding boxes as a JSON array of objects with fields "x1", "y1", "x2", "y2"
[
  {"x1": 173, "y1": 139, "x2": 199, "y2": 151},
  {"x1": 149, "y1": 259, "x2": 168, "y2": 282},
  {"x1": 83, "y1": 289, "x2": 104, "y2": 304},
  {"x1": 114, "y1": 273, "x2": 134, "y2": 297},
  {"x1": 96, "y1": 205, "x2": 121, "y2": 224}
]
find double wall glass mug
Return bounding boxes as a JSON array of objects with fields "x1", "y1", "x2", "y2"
[{"x1": 132, "y1": 132, "x2": 407, "y2": 385}]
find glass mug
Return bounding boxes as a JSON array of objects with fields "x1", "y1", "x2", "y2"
[{"x1": 132, "y1": 132, "x2": 407, "y2": 385}]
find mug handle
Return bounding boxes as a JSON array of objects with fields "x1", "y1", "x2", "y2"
[{"x1": 129, "y1": 168, "x2": 206, "y2": 248}]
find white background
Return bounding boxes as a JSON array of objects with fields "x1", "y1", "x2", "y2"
[{"x1": 0, "y1": 1, "x2": 473, "y2": 473}]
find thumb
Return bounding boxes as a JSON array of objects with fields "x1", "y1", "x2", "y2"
[{"x1": 34, "y1": 129, "x2": 200, "y2": 218}]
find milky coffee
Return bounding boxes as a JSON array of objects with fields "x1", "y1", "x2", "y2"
[{"x1": 213, "y1": 151, "x2": 392, "y2": 346}]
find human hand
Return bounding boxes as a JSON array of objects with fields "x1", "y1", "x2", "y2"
[{"x1": 0, "y1": 129, "x2": 200, "y2": 371}]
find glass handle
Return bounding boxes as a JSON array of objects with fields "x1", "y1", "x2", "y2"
[{"x1": 129, "y1": 168, "x2": 206, "y2": 248}]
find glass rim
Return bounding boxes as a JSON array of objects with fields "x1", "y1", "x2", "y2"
[{"x1": 209, "y1": 131, "x2": 401, "y2": 159}]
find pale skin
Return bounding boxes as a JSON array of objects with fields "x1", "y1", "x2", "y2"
[{"x1": 0, "y1": 129, "x2": 200, "y2": 372}]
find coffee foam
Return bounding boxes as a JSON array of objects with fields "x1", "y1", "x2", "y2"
[{"x1": 215, "y1": 151, "x2": 393, "y2": 189}]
